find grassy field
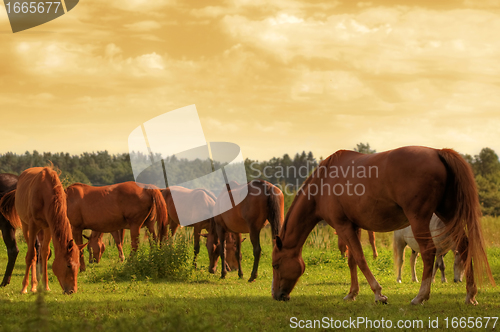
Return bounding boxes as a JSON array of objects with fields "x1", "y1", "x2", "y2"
[{"x1": 1, "y1": 218, "x2": 500, "y2": 331}]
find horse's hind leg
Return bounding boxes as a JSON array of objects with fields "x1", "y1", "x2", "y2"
[
  {"x1": 235, "y1": 233, "x2": 243, "y2": 279},
  {"x1": 0, "y1": 219, "x2": 19, "y2": 287},
  {"x1": 393, "y1": 233, "x2": 406, "y2": 283},
  {"x1": 456, "y1": 237, "x2": 477, "y2": 305},
  {"x1": 410, "y1": 250, "x2": 419, "y2": 282},
  {"x1": 409, "y1": 220, "x2": 436, "y2": 305},
  {"x1": 434, "y1": 255, "x2": 447, "y2": 283},
  {"x1": 216, "y1": 224, "x2": 227, "y2": 279},
  {"x1": 337, "y1": 235, "x2": 347, "y2": 258},
  {"x1": 248, "y1": 226, "x2": 262, "y2": 282},
  {"x1": 114, "y1": 229, "x2": 125, "y2": 262},
  {"x1": 368, "y1": 231, "x2": 378, "y2": 259},
  {"x1": 337, "y1": 224, "x2": 387, "y2": 303},
  {"x1": 72, "y1": 228, "x2": 85, "y2": 272},
  {"x1": 343, "y1": 228, "x2": 361, "y2": 301}
]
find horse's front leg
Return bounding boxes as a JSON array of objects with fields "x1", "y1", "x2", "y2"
[
  {"x1": 130, "y1": 224, "x2": 141, "y2": 252},
  {"x1": 337, "y1": 224, "x2": 387, "y2": 303},
  {"x1": 193, "y1": 224, "x2": 201, "y2": 269},
  {"x1": 217, "y1": 225, "x2": 227, "y2": 279},
  {"x1": 40, "y1": 229, "x2": 52, "y2": 291},
  {"x1": 343, "y1": 228, "x2": 360, "y2": 301},
  {"x1": 234, "y1": 233, "x2": 243, "y2": 279},
  {"x1": 410, "y1": 223, "x2": 436, "y2": 305}
]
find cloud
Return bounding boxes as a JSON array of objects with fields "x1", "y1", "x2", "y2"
[{"x1": 123, "y1": 20, "x2": 162, "y2": 31}]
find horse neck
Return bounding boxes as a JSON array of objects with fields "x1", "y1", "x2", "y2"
[{"x1": 281, "y1": 183, "x2": 321, "y2": 250}]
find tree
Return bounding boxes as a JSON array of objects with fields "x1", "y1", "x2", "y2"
[{"x1": 353, "y1": 143, "x2": 376, "y2": 154}]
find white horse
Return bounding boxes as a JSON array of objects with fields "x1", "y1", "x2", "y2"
[{"x1": 394, "y1": 214, "x2": 465, "y2": 283}]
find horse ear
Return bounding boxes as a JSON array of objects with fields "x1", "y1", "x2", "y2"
[
  {"x1": 67, "y1": 239, "x2": 75, "y2": 252},
  {"x1": 275, "y1": 236, "x2": 283, "y2": 250},
  {"x1": 78, "y1": 242, "x2": 88, "y2": 253}
]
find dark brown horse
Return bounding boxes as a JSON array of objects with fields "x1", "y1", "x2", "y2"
[
  {"x1": 0, "y1": 167, "x2": 86, "y2": 294},
  {"x1": 211, "y1": 180, "x2": 284, "y2": 282},
  {"x1": 162, "y1": 186, "x2": 217, "y2": 268},
  {"x1": 272, "y1": 146, "x2": 495, "y2": 305},
  {"x1": 338, "y1": 230, "x2": 378, "y2": 259},
  {"x1": 66, "y1": 182, "x2": 168, "y2": 271},
  {"x1": 0, "y1": 173, "x2": 19, "y2": 287}
]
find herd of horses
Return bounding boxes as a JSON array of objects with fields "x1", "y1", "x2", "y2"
[{"x1": 0, "y1": 146, "x2": 496, "y2": 305}]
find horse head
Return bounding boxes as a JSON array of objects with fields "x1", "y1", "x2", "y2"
[
  {"x1": 272, "y1": 236, "x2": 305, "y2": 301},
  {"x1": 52, "y1": 239, "x2": 87, "y2": 294}
]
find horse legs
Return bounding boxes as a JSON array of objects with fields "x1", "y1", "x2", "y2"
[
  {"x1": 456, "y1": 237, "x2": 477, "y2": 305},
  {"x1": 393, "y1": 234, "x2": 406, "y2": 283},
  {"x1": 433, "y1": 255, "x2": 447, "y2": 283},
  {"x1": 130, "y1": 224, "x2": 141, "y2": 252},
  {"x1": 235, "y1": 233, "x2": 243, "y2": 279},
  {"x1": 21, "y1": 224, "x2": 38, "y2": 294},
  {"x1": 112, "y1": 230, "x2": 125, "y2": 262},
  {"x1": 0, "y1": 220, "x2": 19, "y2": 287},
  {"x1": 216, "y1": 224, "x2": 227, "y2": 279},
  {"x1": 453, "y1": 250, "x2": 465, "y2": 283},
  {"x1": 409, "y1": 221, "x2": 436, "y2": 305},
  {"x1": 337, "y1": 224, "x2": 387, "y2": 303},
  {"x1": 337, "y1": 235, "x2": 347, "y2": 258},
  {"x1": 193, "y1": 224, "x2": 201, "y2": 269},
  {"x1": 410, "y1": 250, "x2": 419, "y2": 282},
  {"x1": 40, "y1": 230, "x2": 52, "y2": 291},
  {"x1": 72, "y1": 228, "x2": 85, "y2": 272},
  {"x1": 343, "y1": 228, "x2": 361, "y2": 300},
  {"x1": 368, "y1": 231, "x2": 378, "y2": 259},
  {"x1": 248, "y1": 227, "x2": 262, "y2": 282}
]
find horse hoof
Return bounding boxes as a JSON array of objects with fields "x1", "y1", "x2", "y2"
[
  {"x1": 465, "y1": 296, "x2": 478, "y2": 305},
  {"x1": 375, "y1": 294, "x2": 388, "y2": 304},
  {"x1": 410, "y1": 297, "x2": 425, "y2": 305},
  {"x1": 343, "y1": 294, "x2": 357, "y2": 301},
  {"x1": 239, "y1": 274, "x2": 244, "y2": 279},
  {"x1": 248, "y1": 277, "x2": 256, "y2": 283}
]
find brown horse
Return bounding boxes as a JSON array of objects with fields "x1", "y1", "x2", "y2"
[
  {"x1": 0, "y1": 167, "x2": 86, "y2": 294},
  {"x1": 0, "y1": 173, "x2": 19, "y2": 287},
  {"x1": 161, "y1": 186, "x2": 217, "y2": 268},
  {"x1": 211, "y1": 180, "x2": 284, "y2": 282},
  {"x1": 338, "y1": 230, "x2": 378, "y2": 259},
  {"x1": 272, "y1": 146, "x2": 495, "y2": 305},
  {"x1": 84, "y1": 215, "x2": 157, "y2": 264},
  {"x1": 66, "y1": 182, "x2": 168, "y2": 271}
]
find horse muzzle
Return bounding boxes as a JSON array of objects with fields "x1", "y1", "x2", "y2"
[{"x1": 273, "y1": 291, "x2": 290, "y2": 301}]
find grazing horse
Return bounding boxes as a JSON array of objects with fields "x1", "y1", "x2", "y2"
[
  {"x1": 338, "y1": 230, "x2": 378, "y2": 259},
  {"x1": 66, "y1": 182, "x2": 168, "y2": 272},
  {"x1": 161, "y1": 186, "x2": 217, "y2": 268},
  {"x1": 394, "y1": 214, "x2": 465, "y2": 283},
  {"x1": 0, "y1": 173, "x2": 19, "y2": 287},
  {"x1": 272, "y1": 147, "x2": 494, "y2": 305},
  {"x1": 211, "y1": 180, "x2": 284, "y2": 282},
  {"x1": 201, "y1": 231, "x2": 244, "y2": 272},
  {"x1": 0, "y1": 167, "x2": 86, "y2": 294},
  {"x1": 84, "y1": 215, "x2": 157, "y2": 264}
]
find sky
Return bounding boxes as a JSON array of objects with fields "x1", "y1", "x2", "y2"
[{"x1": 1, "y1": 0, "x2": 500, "y2": 161}]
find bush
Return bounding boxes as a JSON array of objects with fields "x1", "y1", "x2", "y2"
[{"x1": 113, "y1": 235, "x2": 192, "y2": 281}]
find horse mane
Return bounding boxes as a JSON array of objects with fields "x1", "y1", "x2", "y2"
[{"x1": 45, "y1": 168, "x2": 72, "y2": 244}]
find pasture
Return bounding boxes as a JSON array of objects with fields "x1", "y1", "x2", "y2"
[{"x1": 1, "y1": 218, "x2": 500, "y2": 332}]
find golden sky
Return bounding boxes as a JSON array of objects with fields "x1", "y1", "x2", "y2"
[{"x1": 1, "y1": 0, "x2": 500, "y2": 160}]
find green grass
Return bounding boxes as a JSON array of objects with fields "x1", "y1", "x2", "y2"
[{"x1": 1, "y1": 220, "x2": 500, "y2": 332}]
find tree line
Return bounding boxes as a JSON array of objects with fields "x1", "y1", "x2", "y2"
[{"x1": 0, "y1": 143, "x2": 499, "y2": 215}]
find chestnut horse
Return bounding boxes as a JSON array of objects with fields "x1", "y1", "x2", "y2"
[
  {"x1": 338, "y1": 230, "x2": 378, "y2": 259},
  {"x1": 66, "y1": 182, "x2": 168, "y2": 271},
  {"x1": 394, "y1": 214, "x2": 464, "y2": 284},
  {"x1": 161, "y1": 186, "x2": 217, "y2": 268},
  {"x1": 0, "y1": 167, "x2": 86, "y2": 294},
  {"x1": 211, "y1": 180, "x2": 284, "y2": 282},
  {"x1": 0, "y1": 173, "x2": 19, "y2": 287},
  {"x1": 272, "y1": 146, "x2": 494, "y2": 305}
]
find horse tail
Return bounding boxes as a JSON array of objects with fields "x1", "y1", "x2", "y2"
[
  {"x1": 266, "y1": 183, "x2": 284, "y2": 240},
  {"x1": 149, "y1": 188, "x2": 168, "y2": 243},
  {"x1": 437, "y1": 149, "x2": 495, "y2": 286},
  {"x1": 0, "y1": 190, "x2": 21, "y2": 229}
]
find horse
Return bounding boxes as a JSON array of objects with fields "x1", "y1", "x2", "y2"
[
  {"x1": 161, "y1": 186, "x2": 217, "y2": 269},
  {"x1": 200, "y1": 231, "x2": 245, "y2": 272},
  {"x1": 211, "y1": 180, "x2": 284, "y2": 282},
  {"x1": 394, "y1": 213, "x2": 465, "y2": 284},
  {"x1": 83, "y1": 215, "x2": 157, "y2": 264},
  {"x1": 66, "y1": 181, "x2": 168, "y2": 272},
  {"x1": 0, "y1": 173, "x2": 19, "y2": 287},
  {"x1": 338, "y1": 230, "x2": 378, "y2": 259},
  {"x1": 0, "y1": 167, "x2": 86, "y2": 294},
  {"x1": 272, "y1": 146, "x2": 494, "y2": 305}
]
